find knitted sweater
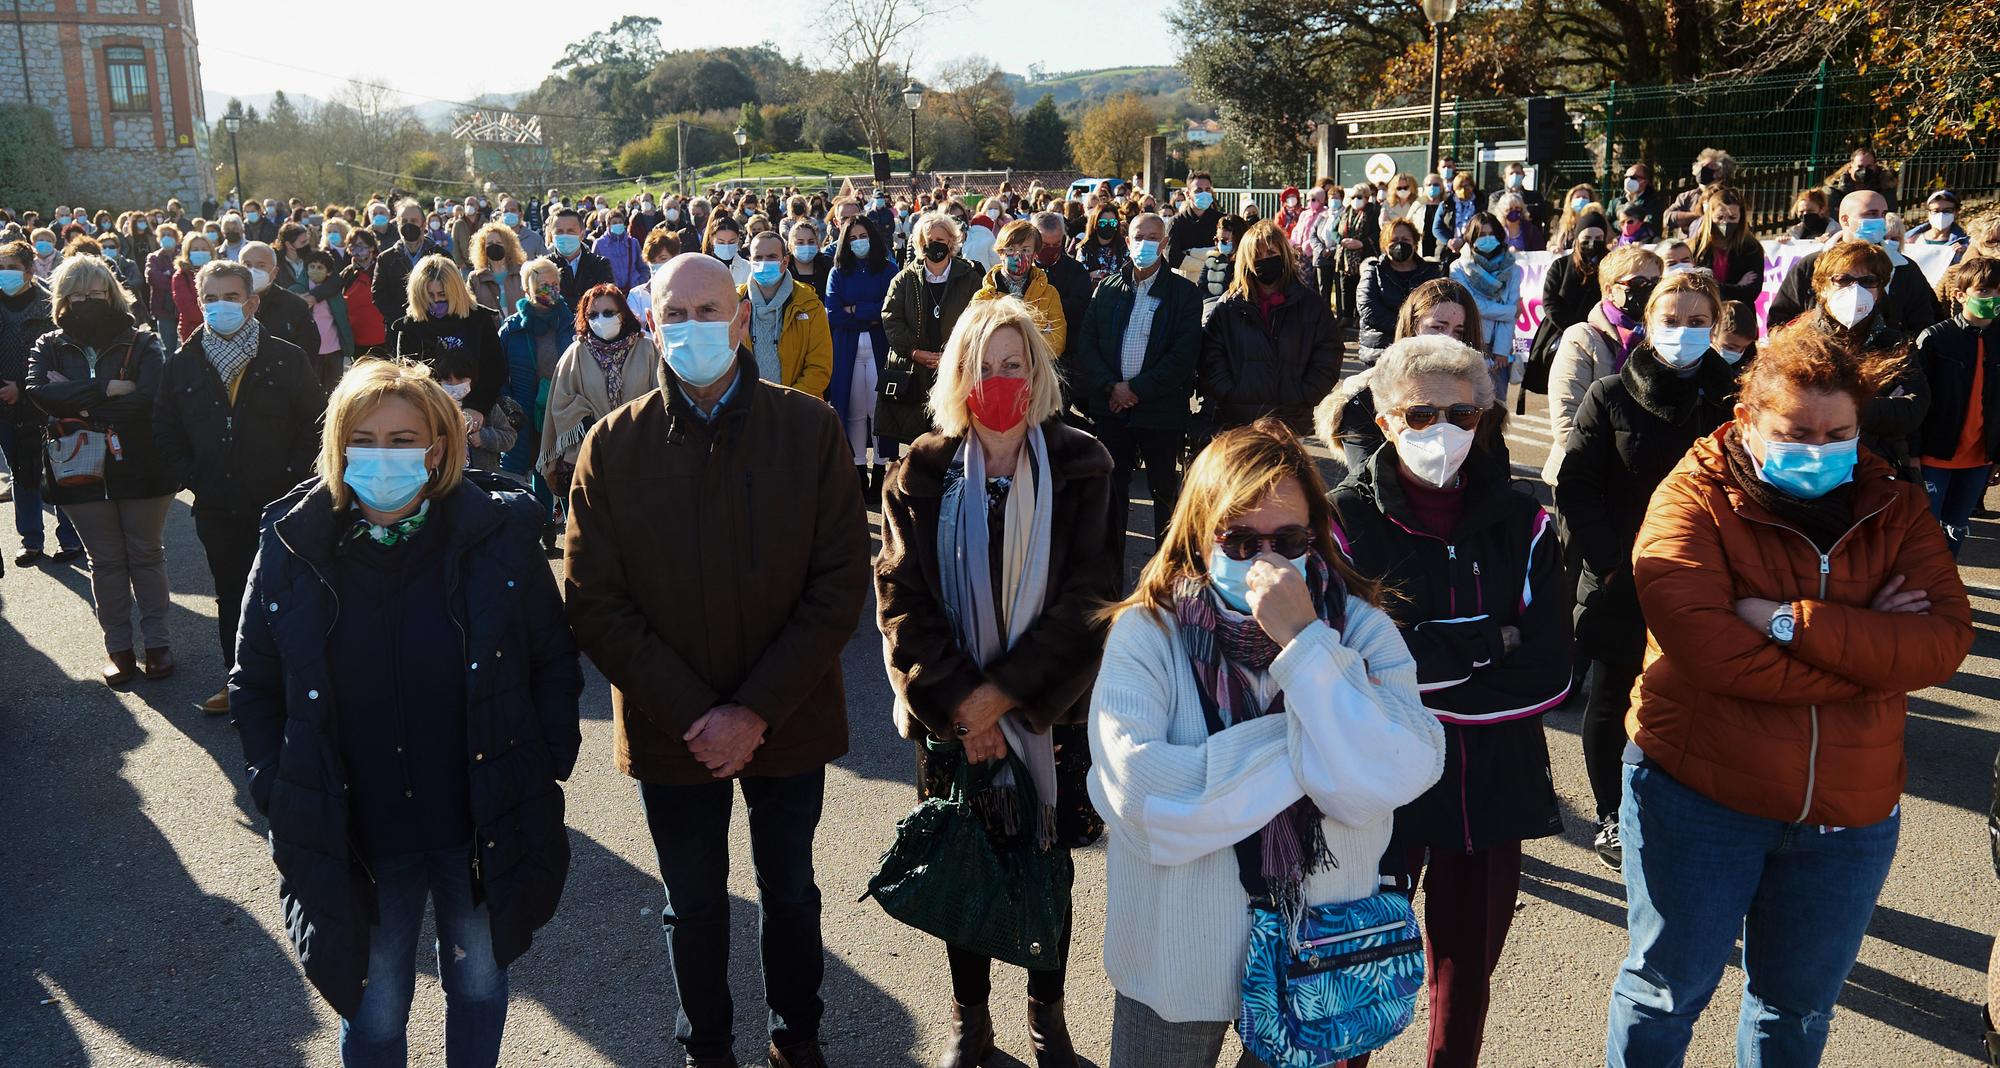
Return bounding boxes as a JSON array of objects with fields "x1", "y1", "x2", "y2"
[{"x1": 1087, "y1": 598, "x2": 1446, "y2": 1023}]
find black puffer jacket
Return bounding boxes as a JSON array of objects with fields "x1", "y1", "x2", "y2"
[
  {"x1": 1330, "y1": 447, "x2": 1570, "y2": 852},
  {"x1": 1196, "y1": 278, "x2": 1344, "y2": 438},
  {"x1": 1538, "y1": 249, "x2": 1602, "y2": 336},
  {"x1": 1552, "y1": 346, "x2": 1736, "y2": 666},
  {"x1": 23, "y1": 324, "x2": 179, "y2": 504},
  {"x1": 1355, "y1": 256, "x2": 1444, "y2": 366},
  {"x1": 0, "y1": 282, "x2": 55, "y2": 426},
  {"x1": 232, "y1": 474, "x2": 583, "y2": 1020},
  {"x1": 1914, "y1": 315, "x2": 2000, "y2": 465},
  {"x1": 154, "y1": 328, "x2": 324, "y2": 516},
  {"x1": 390, "y1": 306, "x2": 508, "y2": 415}
]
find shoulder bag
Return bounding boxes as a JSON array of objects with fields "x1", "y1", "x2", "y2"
[{"x1": 43, "y1": 330, "x2": 143, "y2": 487}]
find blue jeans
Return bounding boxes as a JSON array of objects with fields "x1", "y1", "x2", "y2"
[
  {"x1": 638, "y1": 768, "x2": 826, "y2": 1061},
  {"x1": 339, "y1": 845, "x2": 509, "y2": 1068},
  {"x1": 1606, "y1": 762, "x2": 1899, "y2": 1067},
  {"x1": 0, "y1": 419, "x2": 81, "y2": 553},
  {"x1": 1921, "y1": 463, "x2": 1990, "y2": 558}
]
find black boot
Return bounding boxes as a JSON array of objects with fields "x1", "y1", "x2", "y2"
[
  {"x1": 1027, "y1": 998, "x2": 1078, "y2": 1068},
  {"x1": 934, "y1": 1002, "x2": 993, "y2": 1068},
  {"x1": 866, "y1": 465, "x2": 885, "y2": 510}
]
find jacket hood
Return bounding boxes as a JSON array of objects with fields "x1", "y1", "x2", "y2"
[
  {"x1": 1318, "y1": 365, "x2": 1376, "y2": 443},
  {"x1": 889, "y1": 418, "x2": 1114, "y2": 500}
]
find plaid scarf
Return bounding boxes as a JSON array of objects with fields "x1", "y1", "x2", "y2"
[
  {"x1": 583, "y1": 331, "x2": 636, "y2": 407},
  {"x1": 202, "y1": 318, "x2": 262, "y2": 386},
  {"x1": 1173, "y1": 551, "x2": 1348, "y2": 919}
]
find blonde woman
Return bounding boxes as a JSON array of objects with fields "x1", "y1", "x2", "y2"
[
  {"x1": 389, "y1": 253, "x2": 505, "y2": 422},
  {"x1": 1090, "y1": 417, "x2": 1444, "y2": 1066},
  {"x1": 1548, "y1": 183, "x2": 1601, "y2": 253},
  {"x1": 320, "y1": 215, "x2": 353, "y2": 260},
  {"x1": 972, "y1": 219, "x2": 1068, "y2": 355},
  {"x1": 1196, "y1": 220, "x2": 1343, "y2": 437},
  {"x1": 168, "y1": 229, "x2": 217, "y2": 342},
  {"x1": 876, "y1": 295, "x2": 1118, "y2": 1068},
  {"x1": 468, "y1": 222, "x2": 527, "y2": 311},
  {"x1": 1377, "y1": 172, "x2": 1422, "y2": 229},
  {"x1": 231, "y1": 358, "x2": 581, "y2": 1067}
]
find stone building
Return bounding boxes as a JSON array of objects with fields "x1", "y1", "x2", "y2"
[{"x1": 0, "y1": 0, "x2": 213, "y2": 208}]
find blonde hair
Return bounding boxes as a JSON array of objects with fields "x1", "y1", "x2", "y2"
[
  {"x1": 318, "y1": 358, "x2": 466, "y2": 512},
  {"x1": 927, "y1": 296, "x2": 1064, "y2": 438},
  {"x1": 48, "y1": 254, "x2": 134, "y2": 320},
  {"x1": 520, "y1": 256, "x2": 561, "y2": 293},
  {"x1": 1224, "y1": 220, "x2": 1296, "y2": 301},
  {"x1": 321, "y1": 216, "x2": 352, "y2": 248},
  {"x1": 1643, "y1": 269, "x2": 1722, "y2": 326},
  {"x1": 471, "y1": 222, "x2": 524, "y2": 271},
  {"x1": 406, "y1": 253, "x2": 474, "y2": 320},
  {"x1": 1597, "y1": 244, "x2": 1663, "y2": 291}
]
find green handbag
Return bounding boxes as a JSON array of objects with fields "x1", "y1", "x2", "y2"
[{"x1": 863, "y1": 741, "x2": 1074, "y2": 970}]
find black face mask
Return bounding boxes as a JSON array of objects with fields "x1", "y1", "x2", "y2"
[
  {"x1": 1251, "y1": 255, "x2": 1285, "y2": 286},
  {"x1": 1716, "y1": 221, "x2": 1739, "y2": 238},
  {"x1": 1698, "y1": 165, "x2": 1720, "y2": 185},
  {"x1": 484, "y1": 244, "x2": 506, "y2": 262},
  {"x1": 59, "y1": 297, "x2": 132, "y2": 347},
  {"x1": 924, "y1": 240, "x2": 951, "y2": 263},
  {"x1": 1386, "y1": 241, "x2": 1415, "y2": 263},
  {"x1": 1852, "y1": 165, "x2": 1873, "y2": 181},
  {"x1": 1618, "y1": 277, "x2": 1656, "y2": 317},
  {"x1": 1577, "y1": 239, "x2": 1606, "y2": 261},
  {"x1": 399, "y1": 222, "x2": 423, "y2": 243}
]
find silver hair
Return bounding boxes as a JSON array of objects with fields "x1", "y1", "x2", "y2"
[
  {"x1": 1371, "y1": 335, "x2": 1495, "y2": 414},
  {"x1": 913, "y1": 210, "x2": 962, "y2": 247},
  {"x1": 1031, "y1": 210, "x2": 1066, "y2": 232}
]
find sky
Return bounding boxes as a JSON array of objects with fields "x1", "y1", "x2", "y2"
[{"x1": 193, "y1": 0, "x2": 1182, "y2": 108}]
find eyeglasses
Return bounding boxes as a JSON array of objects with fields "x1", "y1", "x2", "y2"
[
  {"x1": 1829, "y1": 274, "x2": 1880, "y2": 288},
  {"x1": 1396, "y1": 403, "x2": 1484, "y2": 431},
  {"x1": 1215, "y1": 524, "x2": 1316, "y2": 562}
]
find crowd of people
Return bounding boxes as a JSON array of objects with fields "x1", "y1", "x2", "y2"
[{"x1": 0, "y1": 144, "x2": 1993, "y2": 1068}]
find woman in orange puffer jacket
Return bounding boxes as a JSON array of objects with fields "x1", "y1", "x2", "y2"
[{"x1": 1605, "y1": 324, "x2": 1973, "y2": 1067}]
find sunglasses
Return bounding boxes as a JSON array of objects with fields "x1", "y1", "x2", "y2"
[
  {"x1": 1396, "y1": 403, "x2": 1484, "y2": 431},
  {"x1": 1618, "y1": 275, "x2": 1657, "y2": 294},
  {"x1": 1829, "y1": 274, "x2": 1880, "y2": 289},
  {"x1": 589, "y1": 310, "x2": 621, "y2": 320},
  {"x1": 1215, "y1": 524, "x2": 1316, "y2": 562}
]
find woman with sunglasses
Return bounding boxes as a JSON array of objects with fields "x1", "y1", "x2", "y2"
[
  {"x1": 537, "y1": 283, "x2": 658, "y2": 509},
  {"x1": 1326, "y1": 334, "x2": 1573, "y2": 1068},
  {"x1": 1323, "y1": 279, "x2": 1510, "y2": 476},
  {"x1": 1802, "y1": 240, "x2": 1929, "y2": 481},
  {"x1": 1552, "y1": 270, "x2": 1735, "y2": 870},
  {"x1": 1090, "y1": 417, "x2": 1444, "y2": 1067},
  {"x1": 1075, "y1": 205, "x2": 1130, "y2": 286}
]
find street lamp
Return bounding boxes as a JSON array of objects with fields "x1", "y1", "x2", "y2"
[
  {"x1": 903, "y1": 81, "x2": 924, "y2": 193},
  {"x1": 223, "y1": 113, "x2": 244, "y2": 210},
  {"x1": 1422, "y1": 0, "x2": 1459, "y2": 178},
  {"x1": 733, "y1": 125, "x2": 748, "y2": 181}
]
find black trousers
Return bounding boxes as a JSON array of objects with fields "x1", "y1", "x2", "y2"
[
  {"x1": 193, "y1": 508, "x2": 262, "y2": 669},
  {"x1": 1582, "y1": 659, "x2": 1643, "y2": 820},
  {"x1": 1096, "y1": 416, "x2": 1184, "y2": 552}
]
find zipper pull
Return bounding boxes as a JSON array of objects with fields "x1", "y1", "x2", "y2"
[
  {"x1": 1820, "y1": 555, "x2": 1830, "y2": 575},
  {"x1": 1472, "y1": 561, "x2": 1481, "y2": 577},
  {"x1": 1447, "y1": 545, "x2": 1457, "y2": 560}
]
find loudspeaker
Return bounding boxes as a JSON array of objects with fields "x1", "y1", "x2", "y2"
[
  {"x1": 871, "y1": 152, "x2": 893, "y2": 184},
  {"x1": 1524, "y1": 97, "x2": 1568, "y2": 162}
]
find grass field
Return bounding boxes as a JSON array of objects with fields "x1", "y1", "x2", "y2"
[{"x1": 576, "y1": 150, "x2": 910, "y2": 202}]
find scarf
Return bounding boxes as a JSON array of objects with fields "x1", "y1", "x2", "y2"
[
  {"x1": 1721, "y1": 425, "x2": 1857, "y2": 552},
  {"x1": 1172, "y1": 552, "x2": 1348, "y2": 921},
  {"x1": 583, "y1": 331, "x2": 636, "y2": 407},
  {"x1": 347, "y1": 500, "x2": 431, "y2": 546},
  {"x1": 1461, "y1": 246, "x2": 1514, "y2": 300},
  {"x1": 748, "y1": 280, "x2": 790, "y2": 383},
  {"x1": 1598, "y1": 299, "x2": 1646, "y2": 365},
  {"x1": 517, "y1": 296, "x2": 571, "y2": 336},
  {"x1": 937, "y1": 426, "x2": 1058, "y2": 848}
]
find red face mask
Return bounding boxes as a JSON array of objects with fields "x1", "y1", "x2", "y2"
[
  {"x1": 967, "y1": 375, "x2": 1031, "y2": 433},
  {"x1": 1035, "y1": 245, "x2": 1061, "y2": 267}
]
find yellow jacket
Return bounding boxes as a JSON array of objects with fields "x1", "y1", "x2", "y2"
[
  {"x1": 974, "y1": 265, "x2": 1068, "y2": 356},
  {"x1": 737, "y1": 278, "x2": 834, "y2": 398}
]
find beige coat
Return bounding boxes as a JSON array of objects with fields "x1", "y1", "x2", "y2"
[
  {"x1": 538, "y1": 334, "x2": 662, "y2": 478},
  {"x1": 469, "y1": 267, "x2": 525, "y2": 313},
  {"x1": 1541, "y1": 305, "x2": 1623, "y2": 485}
]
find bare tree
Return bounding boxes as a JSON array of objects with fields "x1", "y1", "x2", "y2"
[{"x1": 813, "y1": 0, "x2": 940, "y2": 151}]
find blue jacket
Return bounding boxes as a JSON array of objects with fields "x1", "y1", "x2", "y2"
[
  {"x1": 824, "y1": 260, "x2": 895, "y2": 423},
  {"x1": 497, "y1": 297, "x2": 572, "y2": 476},
  {"x1": 592, "y1": 231, "x2": 646, "y2": 292},
  {"x1": 232, "y1": 473, "x2": 582, "y2": 1020},
  {"x1": 1432, "y1": 194, "x2": 1480, "y2": 250}
]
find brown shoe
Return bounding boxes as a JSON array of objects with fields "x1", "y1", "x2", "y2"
[
  {"x1": 769, "y1": 1041, "x2": 828, "y2": 1068},
  {"x1": 101, "y1": 650, "x2": 139, "y2": 686},
  {"x1": 198, "y1": 687, "x2": 230, "y2": 715},
  {"x1": 934, "y1": 1002, "x2": 993, "y2": 1068},
  {"x1": 1028, "y1": 998, "x2": 1079, "y2": 1068},
  {"x1": 141, "y1": 647, "x2": 176, "y2": 680}
]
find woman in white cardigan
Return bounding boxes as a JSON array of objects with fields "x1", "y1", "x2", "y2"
[
  {"x1": 1088, "y1": 418, "x2": 1447, "y2": 1067},
  {"x1": 536, "y1": 282, "x2": 660, "y2": 498}
]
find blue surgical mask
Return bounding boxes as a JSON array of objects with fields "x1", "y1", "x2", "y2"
[
  {"x1": 794, "y1": 244, "x2": 818, "y2": 263},
  {"x1": 202, "y1": 299, "x2": 247, "y2": 336},
  {"x1": 1570, "y1": 196, "x2": 1590, "y2": 214},
  {"x1": 55, "y1": 216, "x2": 70, "y2": 227},
  {"x1": 552, "y1": 233, "x2": 581, "y2": 257},
  {"x1": 372, "y1": 213, "x2": 391, "y2": 228},
  {"x1": 610, "y1": 223, "x2": 627, "y2": 236},
  {"x1": 1650, "y1": 325, "x2": 1710, "y2": 369},
  {"x1": 327, "y1": 230, "x2": 344, "y2": 246},
  {"x1": 189, "y1": 249, "x2": 212, "y2": 266},
  {"x1": 1192, "y1": 191, "x2": 1215, "y2": 211},
  {"x1": 1851, "y1": 217, "x2": 1888, "y2": 244},
  {"x1": 246, "y1": 211, "x2": 260, "y2": 223},
  {"x1": 847, "y1": 237, "x2": 870, "y2": 258},
  {"x1": 750, "y1": 260, "x2": 785, "y2": 286},
  {"x1": 660, "y1": 318, "x2": 738, "y2": 388},
  {"x1": 1129, "y1": 238, "x2": 1160, "y2": 269},
  {"x1": 344, "y1": 446, "x2": 432, "y2": 513},
  {"x1": 502, "y1": 211, "x2": 520, "y2": 227},
  {"x1": 1206, "y1": 547, "x2": 1309, "y2": 613},
  {"x1": 712, "y1": 242, "x2": 738, "y2": 262},
  {"x1": 0, "y1": 269, "x2": 26, "y2": 295},
  {"x1": 160, "y1": 235, "x2": 178, "y2": 251},
  {"x1": 1751, "y1": 427, "x2": 1859, "y2": 500},
  {"x1": 1424, "y1": 184, "x2": 1442, "y2": 199},
  {"x1": 1474, "y1": 234, "x2": 1502, "y2": 255},
  {"x1": 1216, "y1": 241, "x2": 1234, "y2": 256},
  {"x1": 34, "y1": 240, "x2": 54, "y2": 256}
]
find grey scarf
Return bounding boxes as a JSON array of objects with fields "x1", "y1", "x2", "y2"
[
  {"x1": 748, "y1": 280, "x2": 790, "y2": 383},
  {"x1": 937, "y1": 425, "x2": 1058, "y2": 848}
]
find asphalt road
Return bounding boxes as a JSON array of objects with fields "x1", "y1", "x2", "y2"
[{"x1": 2, "y1": 374, "x2": 1996, "y2": 1068}]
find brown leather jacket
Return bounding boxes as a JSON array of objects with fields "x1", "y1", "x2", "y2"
[
  {"x1": 1630, "y1": 427, "x2": 1972, "y2": 826},
  {"x1": 564, "y1": 356, "x2": 872, "y2": 785}
]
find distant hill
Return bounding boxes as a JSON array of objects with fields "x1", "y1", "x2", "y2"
[
  {"x1": 203, "y1": 90, "x2": 529, "y2": 132},
  {"x1": 1007, "y1": 66, "x2": 1189, "y2": 111}
]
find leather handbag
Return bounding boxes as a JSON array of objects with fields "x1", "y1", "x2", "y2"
[
  {"x1": 873, "y1": 353, "x2": 934, "y2": 445},
  {"x1": 863, "y1": 740, "x2": 1073, "y2": 970}
]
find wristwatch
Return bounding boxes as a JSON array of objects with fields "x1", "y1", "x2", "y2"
[{"x1": 1767, "y1": 603, "x2": 1796, "y2": 645}]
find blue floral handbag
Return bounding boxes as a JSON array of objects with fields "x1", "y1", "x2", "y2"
[{"x1": 1238, "y1": 892, "x2": 1425, "y2": 1067}]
